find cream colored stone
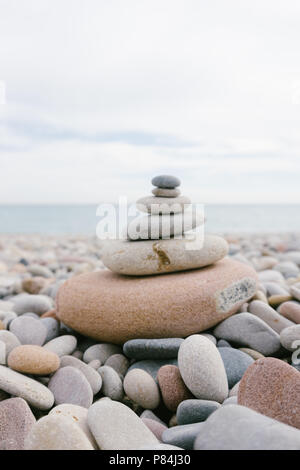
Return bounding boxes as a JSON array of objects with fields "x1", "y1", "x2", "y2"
[
  {"x1": 49, "y1": 404, "x2": 98, "y2": 448},
  {"x1": 126, "y1": 210, "x2": 203, "y2": 240},
  {"x1": 24, "y1": 414, "x2": 94, "y2": 450},
  {"x1": 124, "y1": 369, "x2": 160, "y2": 409},
  {"x1": 136, "y1": 195, "x2": 191, "y2": 214},
  {"x1": 101, "y1": 234, "x2": 228, "y2": 276}
]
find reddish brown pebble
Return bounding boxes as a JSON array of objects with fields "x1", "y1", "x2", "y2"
[
  {"x1": 41, "y1": 309, "x2": 58, "y2": 320},
  {"x1": 0, "y1": 397, "x2": 36, "y2": 449},
  {"x1": 141, "y1": 418, "x2": 167, "y2": 440},
  {"x1": 238, "y1": 357, "x2": 300, "y2": 429},
  {"x1": 279, "y1": 301, "x2": 300, "y2": 324},
  {"x1": 157, "y1": 365, "x2": 193, "y2": 412}
]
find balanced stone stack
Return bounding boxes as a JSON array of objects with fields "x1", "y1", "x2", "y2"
[
  {"x1": 57, "y1": 175, "x2": 258, "y2": 343},
  {"x1": 126, "y1": 174, "x2": 201, "y2": 241}
]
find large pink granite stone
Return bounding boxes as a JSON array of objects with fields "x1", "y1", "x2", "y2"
[
  {"x1": 238, "y1": 357, "x2": 300, "y2": 429},
  {"x1": 56, "y1": 258, "x2": 258, "y2": 344}
]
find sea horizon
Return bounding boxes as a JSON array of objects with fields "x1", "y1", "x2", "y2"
[{"x1": 1, "y1": 203, "x2": 300, "y2": 235}]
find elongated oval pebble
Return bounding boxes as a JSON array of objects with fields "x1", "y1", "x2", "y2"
[
  {"x1": 60, "y1": 355, "x2": 102, "y2": 394},
  {"x1": 0, "y1": 365, "x2": 54, "y2": 410},
  {"x1": 87, "y1": 400, "x2": 158, "y2": 450},
  {"x1": 178, "y1": 335, "x2": 228, "y2": 403},
  {"x1": 8, "y1": 345, "x2": 60, "y2": 375},
  {"x1": 124, "y1": 369, "x2": 160, "y2": 409},
  {"x1": 24, "y1": 414, "x2": 94, "y2": 450},
  {"x1": 44, "y1": 335, "x2": 77, "y2": 356}
]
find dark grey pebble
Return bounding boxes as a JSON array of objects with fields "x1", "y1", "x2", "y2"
[
  {"x1": 151, "y1": 175, "x2": 181, "y2": 189},
  {"x1": 128, "y1": 358, "x2": 177, "y2": 381},
  {"x1": 217, "y1": 339, "x2": 232, "y2": 348},
  {"x1": 218, "y1": 347, "x2": 254, "y2": 388},
  {"x1": 123, "y1": 338, "x2": 183, "y2": 360},
  {"x1": 176, "y1": 399, "x2": 221, "y2": 425},
  {"x1": 162, "y1": 422, "x2": 204, "y2": 450}
]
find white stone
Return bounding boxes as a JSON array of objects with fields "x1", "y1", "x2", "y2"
[
  {"x1": 0, "y1": 365, "x2": 54, "y2": 409},
  {"x1": 126, "y1": 210, "x2": 204, "y2": 240},
  {"x1": 178, "y1": 335, "x2": 228, "y2": 403},
  {"x1": 213, "y1": 312, "x2": 281, "y2": 356},
  {"x1": 136, "y1": 195, "x2": 191, "y2": 214},
  {"x1": 101, "y1": 234, "x2": 227, "y2": 276},
  {"x1": 124, "y1": 369, "x2": 160, "y2": 409},
  {"x1": 24, "y1": 414, "x2": 94, "y2": 450},
  {"x1": 87, "y1": 400, "x2": 158, "y2": 450},
  {"x1": 280, "y1": 325, "x2": 300, "y2": 351}
]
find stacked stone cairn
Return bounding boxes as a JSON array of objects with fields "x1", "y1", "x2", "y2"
[{"x1": 58, "y1": 175, "x2": 258, "y2": 341}]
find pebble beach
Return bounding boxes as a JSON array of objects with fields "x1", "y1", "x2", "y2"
[
  {"x1": 1, "y1": 175, "x2": 300, "y2": 451},
  {"x1": 1, "y1": 232, "x2": 300, "y2": 449}
]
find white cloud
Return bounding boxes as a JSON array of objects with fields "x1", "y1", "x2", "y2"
[{"x1": 0, "y1": 0, "x2": 300, "y2": 203}]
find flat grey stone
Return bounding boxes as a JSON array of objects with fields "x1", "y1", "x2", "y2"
[
  {"x1": 123, "y1": 338, "x2": 183, "y2": 360},
  {"x1": 151, "y1": 175, "x2": 181, "y2": 188},
  {"x1": 48, "y1": 366, "x2": 93, "y2": 408},
  {"x1": 105, "y1": 354, "x2": 130, "y2": 377},
  {"x1": 0, "y1": 341, "x2": 6, "y2": 365},
  {"x1": 83, "y1": 343, "x2": 122, "y2": 364},
  {"x1": 44, "y1": 335, "x2": 77, "y2": 356},
  {"x1": 217, "y1": 339, "x2": 232, "y2": 347},
  {"x1": 194, "y1": 405, "x2": 300, "y2": 450},
  {"x1": 222, "y1": 396, "x2": 238, "y2": 405},
  {"x1": 40, "y1": 317, "x2": 60, "y2": 342},
  {"x1": 9, "y1": 316, "x2": 47, "y2": 345},
  {"x1": 12, "y1": 294, "x2": 52, "y2": 315},
  {"x1": 162, "y1": 422, "x2": 204, "y2": 450},
  {"x1": 0, "y1": 330, "x2": 21, "y2": 358},
  {"x1": 126, "y1": 211, "x2": 203, "y2": 241},
  {"x1": 140, "y1": 410, "x2": 166, "y2": 426},
  {"x1": 0, "y1": 365, "x2": 54, "y2": 410},
  {"x1": 0, "y1": 311, "x2": 17, "y2": 328},
  {"x1": 60, "y1": 355, "x2": 102, "y2": 394},
  {"x1": 280, "y1": 324, "x2": 300, "y2": 351},
  {"x1": 213, "y1": 312, "x2": 281, "y2": 356},
  {"x1": 177, "y1": 399, "x2": 221, "y2": 425},
  {"x1": 98, "y1": 365, "x2": 124, "y2": 401},
  {"x1": 218, "y1": 347, "x2": 254, "y2": 388}
]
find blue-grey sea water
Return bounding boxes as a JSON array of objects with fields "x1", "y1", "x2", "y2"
[{"x1": 0, "y1": 204, "x2": 299, "y2": 235}]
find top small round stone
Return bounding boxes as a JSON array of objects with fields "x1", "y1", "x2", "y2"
[{"x1": 151, "y1": 175, "x2": 181, "y2": 189}]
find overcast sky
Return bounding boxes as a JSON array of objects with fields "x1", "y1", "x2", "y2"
[{"x1": 1, "y1": 0, "x2": 300, "y2": 204}]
